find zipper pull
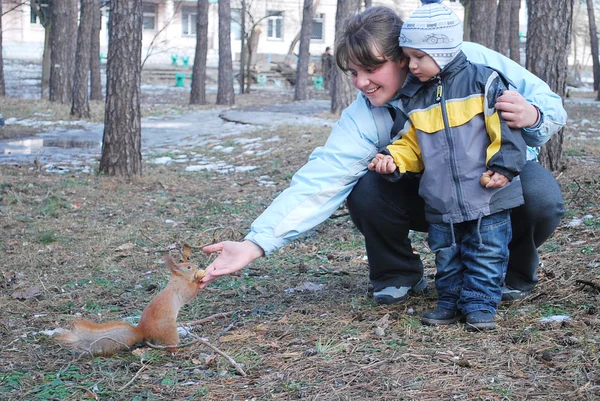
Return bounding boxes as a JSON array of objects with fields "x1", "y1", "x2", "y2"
[{"x1": 435, "y1": 77, "x2": 443, "y2": 102}]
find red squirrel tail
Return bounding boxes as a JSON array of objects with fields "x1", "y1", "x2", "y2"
[{"x1": 57, "y1": 319, "x2": 143, "y2": 356}]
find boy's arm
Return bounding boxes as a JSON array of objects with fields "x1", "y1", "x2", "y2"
[
  {"x1": 483, "y1": 72, "x2": 528, "y2": 180},
  {"x1": 462, "y1": 41, "x2": 566, "y2": 148},
  {"x1": 380, "y1": 124, "x2": 424, "y2": 182}
]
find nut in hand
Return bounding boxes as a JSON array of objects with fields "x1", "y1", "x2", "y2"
[
  {"x1": 194, "y1": 269, "x2": 207, "y2": 281},
  {"x1": 480, "y1": 173, "x2": 491, "y2": 187}
]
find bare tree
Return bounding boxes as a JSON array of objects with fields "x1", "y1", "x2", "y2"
[
  {"x1": 99, "y1": 0, "x2": 143, "y2": 176},
  {"x1": 49, "y1": 0, "x2": 77, "y2": 103},
  {"x1": 466, "y1": 0, "x2": 497, "y2": 49},
  {"x1": 509, "y1": 0, "x2": 521, "y2": 63},
  {"x1": 190, "y1": 0, "x2": 208, "y2": 104},
  {"x1": 217, "y1": 0, "x2": 235, "y2": 105},
  {"x1": 0, "y1": 0, "x2": 5, "y2": 97},
  {"x1": 90, "y1": 0, "x2": 103, "y2": 101},
  {"x1": 586, "y1": 0, "x2": 599, "y2": 93},
  {"x1": 71, "y1": 0, "x2": 95, "y2": 118},
  {"x1": 30, "y1": 0, "x2": 54, "y2": 99},
  {"x1": 331, "y1": 0, "x2": 360, "y2": 115},
  {"x1": 294, "y1": 0, "x2": 313, "y2": 101},
  {"x1": 495, "y1": 0, "x2": 511, "y2": 57},
  {"x1": 526, "y1": 0, "x2": 574, "y2": 171}
]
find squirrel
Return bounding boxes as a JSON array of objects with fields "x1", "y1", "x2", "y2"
[{"x1": 57, "y1": 250, "x2": 205, "y2": 356}]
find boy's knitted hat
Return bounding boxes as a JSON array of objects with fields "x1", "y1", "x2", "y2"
[{"x1": 399, "y1": 0, "x2": 463, "y2": 69}]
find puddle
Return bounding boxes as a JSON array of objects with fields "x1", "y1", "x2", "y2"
[{"x1": 2, "y1": 138, "x2": 102, "y2": 155}]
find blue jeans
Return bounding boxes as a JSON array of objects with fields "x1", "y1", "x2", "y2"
[{"x1": 428, "y1": 211, "x2": 512, "y2": 315}]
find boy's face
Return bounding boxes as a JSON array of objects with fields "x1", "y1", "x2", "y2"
[
  {"x1": 347, "y1": 55, "x2": 409, "y2": 107},
  {"x1": 403, "y1": 48, "x2": 441, "y2": 82}
]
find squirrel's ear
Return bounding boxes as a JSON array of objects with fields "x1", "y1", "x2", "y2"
[
  {"x1": 164, "y1": 256, "x2": 176, "y2": 272},
  {"x1": 181, "y1": 243, "x2": 192, "y2": 262}
]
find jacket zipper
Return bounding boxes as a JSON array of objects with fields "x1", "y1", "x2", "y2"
[{"x1": 437, "y1": 76, "x2": 468, "y2": 220}]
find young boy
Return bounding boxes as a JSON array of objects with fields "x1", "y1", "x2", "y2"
[{"x1": 370, "y1": 0, "x2": 527, "y2": 331}]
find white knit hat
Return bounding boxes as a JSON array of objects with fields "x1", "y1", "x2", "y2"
[{"x1": 399, "y1": 0, "x2": 463, "y2": 70}]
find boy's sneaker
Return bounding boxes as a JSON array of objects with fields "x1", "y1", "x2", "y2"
[
  {"x1": 465, "y1": 311, "x2": 496, "y2": 331},
  {"x1": 373, "y1": 277, "x2": 428, "y2": 305},
  {"x1": 501, "y1": 284, "x2": 530, "y2": 302},
  {"x1": 421, "y1": 307, "x2": 464, "y2": 326}
]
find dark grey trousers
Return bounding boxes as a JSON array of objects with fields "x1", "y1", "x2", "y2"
[{"x1": 347, "y1": 161, "x2": 565, "y2": 292}]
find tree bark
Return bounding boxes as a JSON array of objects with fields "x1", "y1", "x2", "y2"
[
  {"x1": 509, "y1": 0, "x2": 521, "y2": 63},
  {"x1": 586, "y1": 0, "x2": 599, "y2": 92},
  {"x1": 191, "y1": 0, "x2": 208, "y2": 104},
  {"x1": 89, "y1": 0, "x2": 103, "y2": 101},
  {"x1": 294, "y1": 0, "x2": 313, "y2": 101},
  {"x1": 467, "y1": 0, "x2": 497, "y2": 49},
  {"x1": 495, "y1": 0, "x2": 511, "y2": 57},
  {"x1": 331, "y1": 0, "x2": 360, "y2": 115},
  {"x1": 526, "y1": 0, "x2": 574, "y2": 171},
  {"x1": 99, "y1": 0, "x2": 143, "y2": 176},
  {"x1": 71, "y1": 0, "x2": 94, "y2": 118},
  {"x1": 217, "y1": 0, "x2": 235, "y2": 105},
  {"x1": 49, "y1": 0, "x2": 77, "y2": 104},
  {"x1": 0, "y1": 0, "x2": 5, "y2": 97}
]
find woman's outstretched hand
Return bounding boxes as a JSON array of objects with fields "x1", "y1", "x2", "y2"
[{"x1": 198, "y1": 240, "x2": 264, "y2": 288}]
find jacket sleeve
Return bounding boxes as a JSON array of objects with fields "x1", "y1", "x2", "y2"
[
  {"x1": 382, "y1": 123, "x2": 424, "y2": 182},
  {"x1": 483, "y1": 71, "x2": 528, "y2": 180},
  {"x1": 245, "y1": 97, "x2": 380, "y2": 255},
  {"x1": 462, "y1": 41, "x2": 566, "y2": 150}
]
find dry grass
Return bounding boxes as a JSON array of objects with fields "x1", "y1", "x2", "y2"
[{"x1": 0, "y1": 94, "x2": 599, "y2": 400}]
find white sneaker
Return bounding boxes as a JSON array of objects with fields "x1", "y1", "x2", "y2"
[{"x1": 373, "y1": 278, "x2": 428, "y2": 305}]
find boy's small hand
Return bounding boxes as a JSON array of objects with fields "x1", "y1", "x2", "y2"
[
  {"x1": 482, "y1": 170, "x2": 509, "y2": 188},
  {"x1": 368, "y1": 154, "x2": 397, "y2": 174}
]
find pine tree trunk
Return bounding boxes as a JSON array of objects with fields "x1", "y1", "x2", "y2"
[
  {"x1": 49, "y1": 0, "x2": 77, "y2": 104},
  {"x1": 586, "y1": 0, "x2": 599, "y2": 92},
  {"x1": 99, "y1": 0, "x2": 143, "y2": 176},
  {"x1": 331, "y1": 0, "x2": 360, "y2": 115},
  {"x1": 294, "y1": 0, "x2": 313, "y2": 101},
  {"x1": 0, "y1": 0, "x2": 5, "y2": 97},
  {"x1": 71, "y1": 0, "x2": 94, "y2": 118},
  {"x1": 509, "y1": 0, "x2": 521, "y2": 63},
  {"x1": 217, "y1": 0, "x2": 235, "y2": 105},
  {"x1": 494, "y1": 0, "x2": 511, "y2": 57},
  {"x1": 526, "y1": 0, "x2": 574, "y2": 171},
  {"x1": 89, "y1": 0, "x2": 103, "y2": 101},
  {"x1": 467, "y1": 0, "x2": 496, "y2": 49},
  {"x1": 42, "y1": 26, "x2": 52, "y2": 99},
  {"x1": 190, "y1": 0, "x2": 208, "y2": 105}
]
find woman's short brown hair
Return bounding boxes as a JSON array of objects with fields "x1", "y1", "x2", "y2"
[{"x1": 335, "y1": 6, "x2": 404, "y2": 72}]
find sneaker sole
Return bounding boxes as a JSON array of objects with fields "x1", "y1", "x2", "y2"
[
  {"x1": 421, "y1": 314, "x2": 464, "y2": 326},
  {"x1": 374, "y1": 279, "x2": 429, "y2": 306},
  {"x1": 465, "y1": 322, "x2": 496, "y2": 332}
]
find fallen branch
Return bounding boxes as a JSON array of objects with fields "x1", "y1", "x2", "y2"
[
  {"x1": 575, "y1": 279, "x2": 600, "y2": 293},
  {"x1": 118, "y1": 362, "x2": 149, "y2": 391},
  {"x1": 189, "y1": 332, "x2": 248, "y2": 377}
]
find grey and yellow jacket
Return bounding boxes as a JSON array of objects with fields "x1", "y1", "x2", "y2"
[{"x1": 383, "y1": 51, "x2": 527, "y2": 224}]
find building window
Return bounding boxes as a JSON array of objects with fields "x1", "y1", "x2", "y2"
[
  {"x1": 142, "y1": 3, "x2": 157, "y2": 30},
  {"x1": 266, "y1": 11, "x2": 283, "y2": 40},
  {"x1": 312, "y1": 13, "x2": 324, "y2": 40},
  {"x1": 182, "y1": 6, "x2": 197, "y2": 36},
  {"x1": 30, "y1": 0, "x2": 49, "y2": 25},
  {"x1": 231, "y1": 9, "x2": 242, "y2": 40}
]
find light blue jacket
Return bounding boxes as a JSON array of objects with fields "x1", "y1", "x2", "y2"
[{"x1": 246, "y1": 42, "x2": 567, "y2": 255}]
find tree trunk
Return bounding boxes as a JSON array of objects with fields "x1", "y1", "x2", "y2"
[
  {"x1": 526, "y1": 0, "x2": 573, "y2": 171},
  {"x1": 586, "y1": 0, "x2": 599, "y2": 92},
  {"x1": 0, "y1": 0, "x2": 5, "y2": 97},
  {"x1": 245, "y1": 25, "x2": 261, "y2": 93},
  {"x1": 331, "y1": 0, "x2": 360, "y2": 115},
  {"x1": 49, "y1": 0, "x2": 77, "y2": 104},
  {"x1": 364, "y1": 0, "x2": 372, "y2": 8},
  {"x1": 190, "y1": 0, "x2": 208, "y2": 104},
  {"x1": 71, "y1": 0, "x2": 94, "y2": 118},
  {"x1": 467, "y1": 0, "x2": 497, "y2": 49},
  {"x1": 42, "y1": 26, "x2": 52, "y2": 99},
  {"x1": 217, "y1": 0, "x2": 235, "y2": 105},
  {"x1": 509, "y1": 0, "x2": 521, "y2": 63},
  {"x1": 460, "y1": 0, "x2": 471, "y2": 42},
  {"x1": 89, "y1": 0, "x2": 103, "y2": 101},
  {"x1": 495, "y1": 0, "x2": 511, "y2": 57},
  {"x1": 238, "y1": 0, "x2": 246, "y2": 94},
  {"x1": 294, "y1": 0, "x2": 313, "y2": 101},
  {"x1": 99, "y1": 0, "x2": 143, "y2": 176}
]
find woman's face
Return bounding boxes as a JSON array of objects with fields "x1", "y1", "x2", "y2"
[{"x1": 347, "y1": 56, "x2": 409, "y2": 107}]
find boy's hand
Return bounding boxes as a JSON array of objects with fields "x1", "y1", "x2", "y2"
[
  {"x1": 368, "y1": 154, "x2": 397, "y2": 174},
  {"x1": 481, "y1": 170, "x2": 509, "y2": 188}
]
